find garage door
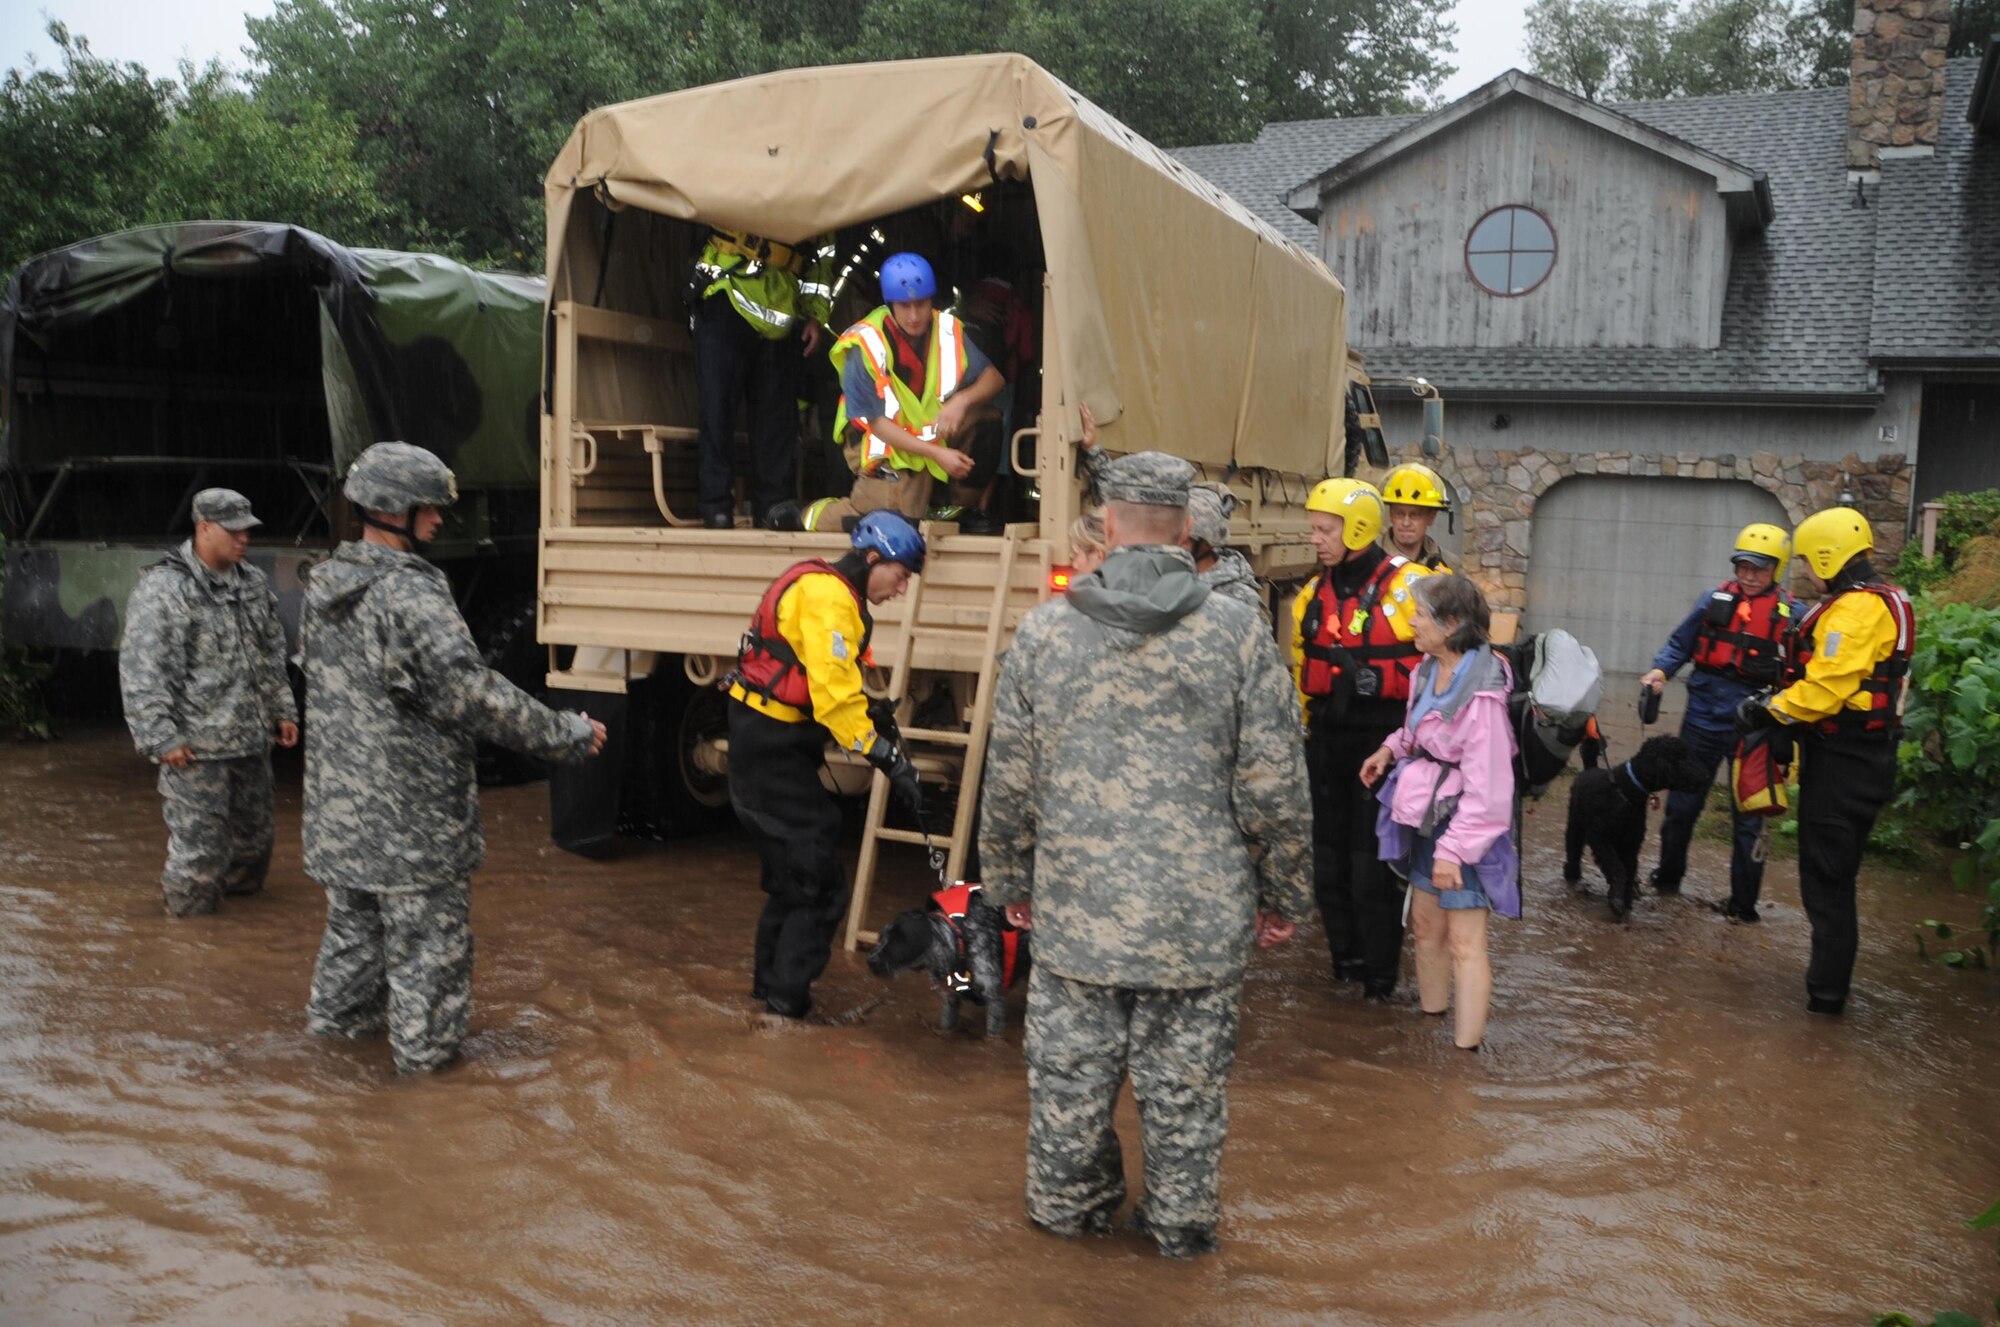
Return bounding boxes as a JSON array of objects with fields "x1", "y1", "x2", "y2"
[{"x1": 1525, "y1": 477, "x2": 1792, "y2": 674}]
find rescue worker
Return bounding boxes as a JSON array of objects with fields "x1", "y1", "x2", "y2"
[
  {"x1": 1380, "y1": 461, "x2": 1455, "y2": 571},
  {"x1": 303, "y1": 443, "x2": 607, "y2": 1074},
  {"x1": 691, "y1": 228, "x2": 835, "y2": 528},
  {"x1": 781, "y1": 253, "x2": 1006, "y2": 534},
  {"x1": 118, "y1": 488, "x2": 299, "y2": 917},
  {"x1": 1738, "y1": 507, "x2": 1914, "y2": 1017},
  {"x1": 981, "y1": 452, "x2": 1312, "y2": 1259},
  {"x1": 1640, "y1": 523, "x2": 1796, "y2": 921},
  {"x1": 1187, "y1": 481, "x2": 1264, "y2": 614},
  {"x1": 1290, "y1": 478, "x2": 1431, "y2": 998},
  {"x1": 726, "y1": 510, "x2": 930, "y2": 1019}
]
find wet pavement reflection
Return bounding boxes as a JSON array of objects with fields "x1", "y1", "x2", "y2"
[{"x1": 2, "y1": 724, "x2": 1996, "y2": 1324}]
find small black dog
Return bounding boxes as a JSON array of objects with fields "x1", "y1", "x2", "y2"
[
  {"x1": 866, "y1": 883, "x2": 1028, "y2": 1036},
  {"x1": 1563, "y1": 734, "x2": 1714, "y2": 920}
]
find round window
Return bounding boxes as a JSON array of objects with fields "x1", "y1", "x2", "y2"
[{"x1": 1465, "y1": 205, "x2": 1556, "y2": 296}]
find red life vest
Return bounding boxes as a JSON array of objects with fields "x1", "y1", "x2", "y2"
[
  {"x1": 1787, "y1": 582, "x2": 1915, "y2": 737},
  {"x1": 1298, "y1": 555, "x2": 1422, "y2": 702},
  {"x1": 733, "y1": 559, "x2": 870, "y2": 712},
  {"x1": 932, "y1": 882, "x2": 1023, "y2": 993},
  {"x1": 1690, "y1": 581, "x2": 1792, "y2": 684}
]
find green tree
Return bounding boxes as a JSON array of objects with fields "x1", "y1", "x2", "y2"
[
  {"x1": 1525, "y1": 0, "x2": 1852, "y2": 101},
  {"x1": 0, "y1": 23, "x2": 389, "y2": 272}
]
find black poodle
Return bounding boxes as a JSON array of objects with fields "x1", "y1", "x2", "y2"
[
  {"x1": 866, "y1": 884, "x2": 1028, "y2": 1036},
  {"x1": 1563, "y1": 734, "x2": 1715, "y2": 920}
]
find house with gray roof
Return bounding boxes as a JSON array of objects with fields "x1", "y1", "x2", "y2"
[{"x1": 1177, "y1": 2, "x2": 1999, "y2": 671}]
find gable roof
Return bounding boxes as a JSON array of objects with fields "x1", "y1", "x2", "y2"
[
  {"x1": 1282, "y1": 69, "x2": 1775, "y2": 233},
  {"x1": 1171, "y1": 59, "x2": 1998, "y2": 402}
]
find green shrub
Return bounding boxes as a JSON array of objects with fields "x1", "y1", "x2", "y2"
[
  {"x1": 1895, "y1": 488, "x2": 2000, "y2": 596},
  {"x1": 1896, "y1": 597, "x2": 2000, "y2": 948},
  {"x1": 0, "y1": 534, "x2": 53, "y2": 741}
]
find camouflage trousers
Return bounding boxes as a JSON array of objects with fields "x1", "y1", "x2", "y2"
[
  {"x1": 305, "y1": 883, "x2": 473, "y2": 1074},
  {"x1": 155, "y1": 753, "x2": 275, "y2": 917},
  {"x1": 1024, "y1": 966, "x2": 1243, "y2": 1238}
]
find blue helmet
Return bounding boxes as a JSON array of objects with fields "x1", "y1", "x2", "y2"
[
  {"x1": 879, "y1": 253, "x2": 937, "y2": 303},
  {"x1": 852, "y1": 510, "x2": 927, "y2": 574}
]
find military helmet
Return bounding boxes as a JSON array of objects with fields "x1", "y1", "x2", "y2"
[
  {"x1": 1732, "y1": 522, "x2": 1792, "y2": 577},
  {"x1": 344, "y1": 442, "x2": 457, "y2": 512},
  {"x1": 1792, "y1": 507, "x2": 1873, "y2": 580},
  {"x1": 1306, "y1": 477, "x2": 1386, "y2": 550},
  {"x1": 1380, "y1": 462, "x2": 1451, "y2": 510},
  {"x1": 1187, "y1": 482, "x2": 1236, "y2": 548}
]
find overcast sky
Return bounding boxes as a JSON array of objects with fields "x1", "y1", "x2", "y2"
[{"x1": 4, "y1": 0, "x2": 1531, "y2": 101}]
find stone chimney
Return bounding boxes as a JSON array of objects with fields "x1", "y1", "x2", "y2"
[{"x1": 1848, "y1": 0, "x2": 1952, "y2": 172}]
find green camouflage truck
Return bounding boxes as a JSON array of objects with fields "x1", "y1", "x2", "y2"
[{"x1": 0, "y1": 222, "x2": 548, "y2": 733}]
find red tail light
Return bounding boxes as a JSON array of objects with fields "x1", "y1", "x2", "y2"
[{"x1": 1049, "y1": 565, "x2": 1074, "y2": 592}]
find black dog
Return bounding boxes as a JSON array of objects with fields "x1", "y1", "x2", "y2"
[
  {"x1": 1563, "y1": 734, "x2": 1714, "y2": 920},
  {"x1": 866, "y1": 884, "x2": 1029, "y2": 1036}
]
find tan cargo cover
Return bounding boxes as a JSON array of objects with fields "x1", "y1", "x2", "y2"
[{"x1": 544, "y1": 53, "x2": 1348, "y2": 478}]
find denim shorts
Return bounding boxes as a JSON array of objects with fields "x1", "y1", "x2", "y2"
[{"x1": 1407, "y1": 834, "x2": 1491, "y2": 911}]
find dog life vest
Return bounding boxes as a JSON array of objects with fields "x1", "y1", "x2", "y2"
[
  {"x1": 1691, "y1": 582, "x2": 1791, "y2": 684},
  {"x1": 932, "y1": 882, "x2": 1022, "y2": 995},
  {"x1": 1298, "y1": 556, "x2": 1421, "y2": 702},
  {"x1": 1787, "y1": 582, "x2": 1915, "y2": 737},
  {"x1": 733, "y1": 560, "x2": 871, "y2": 711}
]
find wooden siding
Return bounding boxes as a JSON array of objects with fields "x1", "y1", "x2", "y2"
[{"x1": 1319, "y1": 96, "x2": 1730, "y2": 350}]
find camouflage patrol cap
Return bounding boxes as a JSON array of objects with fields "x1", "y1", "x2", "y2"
[
  {"x1": 1097, "y1": 451, "x2": 1193, "y2": 507},
  {"x1": 1187, "y1": 482, "x2": 1235, "y2": 547},
  {"x1": 191, "y1": 488, "x2": 262, "y2": 531},
  {"x1": 343, "y1": 441, "x2": 457, "y2": 512}
]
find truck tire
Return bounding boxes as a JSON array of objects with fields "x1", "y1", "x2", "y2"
[
  {"x1": 619, "y1": 664, "x2": 732, "y2": 840},
  {"x1": 473, "y1": 596, "x2": 548, "y2": 787}
]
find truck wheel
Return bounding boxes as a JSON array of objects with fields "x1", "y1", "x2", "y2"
[
  {"x1": 473, "y1": 596, "x2": 547, "y2": 786},
  {"x1": 618, "y1": 664, "x2": 731, "y2": 839}
]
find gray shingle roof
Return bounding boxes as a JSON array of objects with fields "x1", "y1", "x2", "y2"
[{"x1": 1170, "y1": 61, "x2": 1998, "y2": 400}]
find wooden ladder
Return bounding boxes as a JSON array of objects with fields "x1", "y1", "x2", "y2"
[{"x1": 842, "y1": 529, "x2": 1022, "y2": 951}]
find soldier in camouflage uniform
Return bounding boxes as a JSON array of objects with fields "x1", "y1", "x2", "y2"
[
  {"x1": 301, "y1": 443, "x2": 606, "y2": 1074},
  {"x1": 980, "y1": 452, "x2": 1314, "y2": 1259},
  {"x1": 1186, "y1": 481, "x2": 1264, "y2": 615},
  {"x1": 119, "y1": 489, "x2": 299, "y2": 917}
]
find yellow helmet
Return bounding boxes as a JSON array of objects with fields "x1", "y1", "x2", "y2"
[
  {"x1": 1732, "y1": 522, "x2": 1792, "y2": 578},
  {"x1": 1306, "y1": 477, "x2": 1386, "y2": 550},
  {"x1": 1792, "y1": 507, "x2": 1873, "y2": 580},
  {"x1": 1380, "y1": 462, "x2": 1451, "y2": 510}
]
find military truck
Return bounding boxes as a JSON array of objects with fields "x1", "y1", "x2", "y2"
[
  {"x1": 536, "y1": 54, "x2": 1441, "y2": 943},
  {"x1": 0, "y1": 222, "x2": 549, "y2": 757}
]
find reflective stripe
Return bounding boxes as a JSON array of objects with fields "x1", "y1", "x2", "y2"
[
  {"x1": 935, "y1": 311, "x2": 966, "y2": 399},
  {"x1": 863, "y1": 423, "x2": 894, "y2": 471},
  {"x1": 727, "y1": 287, "x2": 797, "y2": 331},
  {"x1": 800, "y1": 281, "x2": 834, "y2": 300},
  {"x1": 846, "y1": 323, "x2": 891, "y2": 379}
]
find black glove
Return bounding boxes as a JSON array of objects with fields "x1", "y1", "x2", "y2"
[
  {"x1": 1734, "y1": 694, "x2": 1776, "y2": 735},
  {"x1": 866, "y1": 696, "x2": 903, "y2": 748},
  {"x1": 865, "y1": 735, "x2": 924, "y2": 821}
]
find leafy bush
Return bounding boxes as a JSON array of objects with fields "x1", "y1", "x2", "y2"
[
  {"x1": 0, "y1": 534, "x2": 53, "y2": 740},
  {"x1": 1896, "y1": 597, "x2": 2000, "y2": 948},
  {"x1": 1894, "y1": 489, "x2": 2000, "y2": 597}
]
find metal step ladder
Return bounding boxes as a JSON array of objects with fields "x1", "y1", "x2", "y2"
[{"x1": 842, "y1": 529, "x2": 1022, "y2": 951}]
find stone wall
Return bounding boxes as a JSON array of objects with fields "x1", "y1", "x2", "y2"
[
  {"x1": 1388, "y1": 442, "x2": 1913, "y2": 610},
  {"x1": 1847, "y1": 0, "x2": 1952, "y2": 170}
]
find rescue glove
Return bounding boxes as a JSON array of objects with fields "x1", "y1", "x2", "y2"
[
  {"x1": 866, "y1": 696, "x2": 904, "y2": 749},
  {"x1": 865, "y1": 735, "x2": 925, "y2": 821},
  {"x1": 1734, "y1": 694, "x2": 1776, "y2": 735}
]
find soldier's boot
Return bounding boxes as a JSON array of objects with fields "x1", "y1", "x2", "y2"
[
  {"x1": 162, "y1": 882, "x2": 222, "y2": 918},
  {"x1": 1028, "y1": 1202, "x2": 1119, "y2": 1240},
  {"x1": 1132, "y1": 1208, "x2": 1219, "y2": 1260}
]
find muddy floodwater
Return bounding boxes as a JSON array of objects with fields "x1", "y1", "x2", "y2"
[{"x1": 3, "y1": 723, "x2": 1998, "y2": 1325}]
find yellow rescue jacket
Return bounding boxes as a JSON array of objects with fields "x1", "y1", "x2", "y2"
[
  {"x1": 696, "y1": 230, "x2": 834, "y2": 338},
  {"x1": 727, "y1": 567, "x2": 879, "y2": 753}
]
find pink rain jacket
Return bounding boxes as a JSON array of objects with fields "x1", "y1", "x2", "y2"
[{"x1": 1381, "y1": 648, "x2": 1517, "y2": 869}]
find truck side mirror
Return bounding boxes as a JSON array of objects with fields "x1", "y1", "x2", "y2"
[{"x1": 1421, "y1": 397, "x2": 1444, "y2": 459}]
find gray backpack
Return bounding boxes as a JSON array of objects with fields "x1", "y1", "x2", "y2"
[{"x1": 1505, "y1": 629, "x2": 1605, "y2": 796}]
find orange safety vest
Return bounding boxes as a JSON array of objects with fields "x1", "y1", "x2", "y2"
[
  {"x1": 1787, "y1": 582, "x2": 1915, "y2": 737},
  {"x1": 1691, "y1": 581, "x2": 1792, "y2": 685},
  {"x1": 1298, "y1": 556, "x2": 1422, "y2": 703},
  {"x1": 932, "y1": 883, "x2": 1023, "y2": 994},
  {"x1": 732, "y1": 560, "x2": 871, "y2": 712}
]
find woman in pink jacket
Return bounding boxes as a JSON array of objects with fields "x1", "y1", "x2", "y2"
[{"x1": 1359, "y1": 574, "x2": 1518, "y2": 1052}]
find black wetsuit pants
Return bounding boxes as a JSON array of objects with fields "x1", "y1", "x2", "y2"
[
  {"x1": 1307, "y1": 717, "x2": 1405, "y2": 996},
  {"x1": 727, "y1": 701, "x2": 848, "y2": 1014},
  {"x1": 694, "y1": 292, "x2": 798, "y2": 524},
  {"x1": 1794, "y1": 731, "x2": 1896, "y2": 1011}
]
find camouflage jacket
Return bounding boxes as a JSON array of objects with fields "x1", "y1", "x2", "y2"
[
  {"x1": 1201, "y1": 548, "x2": 1265, "y2": 616},
  {"x1": 980, "y1": 544, "x2": 1313, "y2": 988},
  {"x1": 301, "y1": 541, "x2": 594, "y2": 894},
  {"x1": 118, "y1": 541, "x2": 294, "y2": 761}
]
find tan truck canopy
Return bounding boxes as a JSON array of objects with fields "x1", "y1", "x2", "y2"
[{"x1": 544, "y1": 52, "x2": 1348, "y2": 478}]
